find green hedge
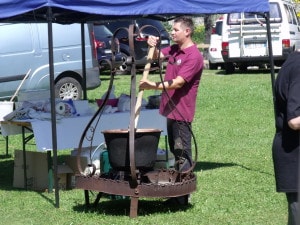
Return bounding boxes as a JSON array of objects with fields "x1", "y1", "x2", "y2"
[{"x1": 193, "y1": 25, "x2": 205, "y2": 44}]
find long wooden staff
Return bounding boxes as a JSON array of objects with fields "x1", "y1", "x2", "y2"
[
  {"x1": 10, "y1": 69, "x2": 31, "y2": 102},
  {"x1": 134, "y1": 46, "x2": 156, "y2": 128}
]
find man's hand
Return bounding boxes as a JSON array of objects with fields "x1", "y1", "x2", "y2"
[
  {"x1": 148, "y1": 35, "x2": 159, "y2": 47},
  {"x1": 139, "y1": 79, "x2": 156, "y2": 90}
]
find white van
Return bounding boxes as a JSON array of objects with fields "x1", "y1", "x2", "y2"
[
  {"x1": 221, "y1": 0, "x2": 300, "y2": 74},
  {"x1": 208, "y1": 17, "x2": 224, "y2": 69},
  {"x1": 0, "y1": 23, "x2": 101, "y2": 100}
]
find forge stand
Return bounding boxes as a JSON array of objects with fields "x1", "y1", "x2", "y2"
[
  {"x1": 74, "y1": 24, "x2": 198, "y2": 218},
  {"x1": 75, "y1": 169, "x2": 197, "y2": 217}
]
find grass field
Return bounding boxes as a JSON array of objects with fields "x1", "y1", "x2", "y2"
[{"x1": 0, "y1": 68, "x2": 287, "y2": 225}]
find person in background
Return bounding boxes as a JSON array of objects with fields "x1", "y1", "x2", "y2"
[
  {"x1": 272, "y1": 50, "x2": 300, "y2": 225},
  {"x1": 139, "y1": 16, "x2": 203, "y2": 205}
]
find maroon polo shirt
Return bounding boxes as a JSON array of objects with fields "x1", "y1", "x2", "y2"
[{"x1": 160, "y1": 44, "x2": 203, "y2": 122}]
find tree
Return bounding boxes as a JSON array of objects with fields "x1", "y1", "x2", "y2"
[
  {"x1": 204, "y1": 15, "x2": 214, "y2": 44},
  {"x1": 294, "y1": 0, "x2": 300, "y2": 17}
]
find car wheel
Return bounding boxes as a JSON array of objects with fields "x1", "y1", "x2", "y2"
[
  {"x1": 259, "y1": 64, "x2": 268, "y2": 69},
  {"x1": 224, "y1": 62, "x2": 235, "y2": 74},
  {"x1": 209, "y1": 61, "x2": 218, "y2": 70},
  {"x1": 239, "y1": 64, "x2": 248, "y2": 71},
  {"x1": 117, "y1": 52, "x2": 131, "y2": 75},
  {"x1": 55, "y1": 77, "x2": 82, "y2": 100}
]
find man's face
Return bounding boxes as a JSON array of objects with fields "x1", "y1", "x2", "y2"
[{"x1": 171, "y1": 22, "x2": 189, "y2": 44}]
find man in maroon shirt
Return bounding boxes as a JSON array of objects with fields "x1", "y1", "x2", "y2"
[{"x1": 139, "y1": 16, "x2": 203, "y2": 205}]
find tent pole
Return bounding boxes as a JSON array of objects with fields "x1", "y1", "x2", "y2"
[
  {"x1": 47, "y1": 7, "x2": 60, "y2": 208},
  {"x1": 264, "y1": 12, "x2": 276, "y2": 117},
  {"x1": 81, "y1": 23, "x2": 87, "y2": 100}
]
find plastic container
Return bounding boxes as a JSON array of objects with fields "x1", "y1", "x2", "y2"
[
  {"x1": 100, "y1": 150, "x2": 111, "y2": 174},
  {"x1": 0, "y1": 101, "x2": 14, "y2": 121},
  {"x1": 96, "y1": 99, "x2": 119, "y2": 107}
]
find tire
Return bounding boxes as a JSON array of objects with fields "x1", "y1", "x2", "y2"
[
  {"x1": 209, "y1": 61, "x2": 218, "y2": 70},
  {"x1": 239, "y1": 64, "x2": 248, "y2": 71},
  {"x1": 224, "y1": 62, "x2": 235, "y2": 74},
  {"x1": 55, "y1": 77, "x2": 82, "y2": 100},
  {"x1": 259, "y1": 64, "x2": 268, "y2": 69},
  {"x1": 117, "y1": 52, "x2": 131, "y2": 75}
]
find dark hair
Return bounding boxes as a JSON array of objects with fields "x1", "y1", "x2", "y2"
[{"x1": 174, "y1": 16, "x2": 194, "y2": 36}]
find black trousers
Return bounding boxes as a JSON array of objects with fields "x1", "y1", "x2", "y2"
[
  {"x1": 167, "y1": 118, "x2": 192, "y2": 172},
  {"x1": 286, "y1": 192, "x2": 299, "y2": 225}
]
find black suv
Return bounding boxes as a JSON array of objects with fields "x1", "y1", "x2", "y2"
[
  {"x1": 93, "y1": 24, "x2": 123, "y2": 71},
  {"x1": 103, "y1": 18, "x2": 170, "y2": 74}
]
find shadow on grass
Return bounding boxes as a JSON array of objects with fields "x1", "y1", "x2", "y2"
[
  {"x1": 72, "y1": 196, "x2": 192, "y2": 217},
  {"x1": 214, "y1": 68, "x2": 280, "y2": 76},
  {"x1": 193, "y1": 161, "x2": 235, "y2": 171},
  {"x1": 0, "y1": 157, "x2": 14, "y2": 190},
  {"x1": 193, "y1": 160, "x2": 273, "y2": 176}
]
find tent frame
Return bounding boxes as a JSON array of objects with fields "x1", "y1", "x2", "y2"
[{"x1": 0, "y1": 0, "x2": 276, "y2": 218}]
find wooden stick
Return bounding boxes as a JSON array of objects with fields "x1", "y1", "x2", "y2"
[
  {"x1": 10, "y1": 69, "x2": 31, "y2": 102},
  {"x1": 134, "y1": 46, "x2": 155, "y2": 128}
]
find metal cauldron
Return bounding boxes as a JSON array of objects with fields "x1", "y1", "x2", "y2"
[
  {"x1": 146, "y1": 95, "x2": 161, "y2": 109},
  {"x1": 102, "y1": 128, "x2": 161, "y2": 171}
]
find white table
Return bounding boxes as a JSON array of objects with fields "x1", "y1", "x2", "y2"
[
  {"x1": 1, "y1": 109, "x2": 166, "y2": 151},
  {"x1": 1, "y1": 109, "x2": 167, "y2": 190}
]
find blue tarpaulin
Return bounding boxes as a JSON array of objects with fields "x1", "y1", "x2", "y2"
[{"x1": 0, "y1": 0, "x2": 269, "y2": 21}]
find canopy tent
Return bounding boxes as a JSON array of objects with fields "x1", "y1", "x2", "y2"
[
  {"x1": 0, "y1": 0, "x2": 272, "y2": 209},
  {"x1": 0, "y1": 0, "x2": 269, "y2": 22}
]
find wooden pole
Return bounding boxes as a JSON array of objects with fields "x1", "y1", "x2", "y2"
[{"x1": 134, "y1": 46, "x2": 155, "y2": 128}]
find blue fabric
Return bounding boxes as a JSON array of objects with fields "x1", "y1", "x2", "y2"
[{"x1": 0, "y1": 0, "x2": 269, "y2": 21}]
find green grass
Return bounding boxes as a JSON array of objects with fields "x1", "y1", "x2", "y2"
[{"x1": 0, "y1": 68, "x2": 287, "y2": 225}]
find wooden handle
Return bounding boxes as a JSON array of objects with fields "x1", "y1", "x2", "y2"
[
  {"x1": 134, "y1": 46, "x2": 156, "y2": 128},
  {"x1": 10, "y1": 69, "x2": 31, "y2": 102}
]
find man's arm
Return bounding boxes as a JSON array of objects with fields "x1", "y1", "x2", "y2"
[
  {"x1": 288, "y1": 117, "x2": 300, "y2": 130},
  {"x1": 139, "y1": 76, "x2": 185, "y2": 91}
]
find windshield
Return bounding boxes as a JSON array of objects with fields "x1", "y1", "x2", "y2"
[{"x1": 94, "y1": 25, "x2": 113, "y2": 39}]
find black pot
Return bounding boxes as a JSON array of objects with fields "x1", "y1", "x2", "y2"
[
  {"x1": 146, "y1": 95, "x2": 161, "y2": 109},
  {"x1": 102, "y1": 128, "x2": 161, "y2": 171}
]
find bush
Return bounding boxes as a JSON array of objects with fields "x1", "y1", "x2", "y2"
[{"x1": 193, "y1": 25, "x2": 205, "y2": 45}]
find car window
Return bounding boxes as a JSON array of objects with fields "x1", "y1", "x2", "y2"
[
  {"x1": 105, "y1": 20, "x2": 136, "y2": 38},
  {"x1": 106, "y1": 20, "x2": 136, "y2": 32},
  {"x1": 215, "y1": 21, "x2": 222, "y2": 36},
  {"x1": 284, "y1": 4, "x2": 292, "y2": 24},
  {"x1": 136, "y1": 19, "x2": 165, "y2": 31},
  {"x1": 94, "y1": 25, "x2": 113, "y2": 39},
  {"x1": 284, "y1": 4, "x2": 298, "y2": 25},
  {"x1": 290, "y1": 6, "x2": 298, "y2": 25},
  {"x1": 228, "y1": 3, "x2": 281, "y2": 25},
  {"x1": 0, "y1": 24, "x2": 33, "y2": 54},
  {"x1": 105, "y1": 19, "x2": 168, "y2": 38},
  {"x1": 269, "y1": 3, "x2": 281, "y2": 19}
]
